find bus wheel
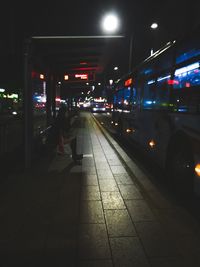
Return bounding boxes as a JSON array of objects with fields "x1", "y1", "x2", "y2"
[{"x1": 166, "y1": 141, "x2": 194, "y2": 196}]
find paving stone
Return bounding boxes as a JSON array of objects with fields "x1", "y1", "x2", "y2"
[
  {"x1": 79, "y1": 259, "x2": 113, "y2": 267},
  {"x1": 82, "y1": 166, "x2": 97, "y2": 175},
  {"x1": 118, "y1": 184, "x2": 143, "y2": 200},
  {"x1": 95, "y1": 162, "x2": 110, "y2": 170},
  {"x1": 82, "y1": 174, "x2": 98, "y2": 186},
  {"x1": 79, "y1": 224, "x2": 111, "y2": 259},
  {"x1": 107, "y1": 160, "x2": 122, "y2": 167},
  {"x1": 52, "y1": 197, "x2": 80, "y2": 223},
  {"x1": 106, "y1": 154, "x2": 120, "y2": 161},
  {"x1": 81, "y1": 186, "x2": 101, "y2": 201},
  {"x1": 80, "y1": 201, "x2": 105, "y2": 223},
  {"x1": 114, "y1": 174, "x2": 134, "y2": 185},
  {"x1": 101, "y1": 192, "x2": 126, "y2": 209},
  {"x1": 125, "y1": 199, "x2": 156, "y2": 222},
  {"x1": 134, "y1": 221, "x2": 178, "y2": 257},
  {"x1": 110, "y1": 237, "x2": 150, "y2": 267},
  {"x1": 98, "y1": 174, "x2": 114, "y2": 180},
  {"x1": 97, "y1": 170, "x2": 114, "y2": 179},
  {"x1": 110, "y1": 165, "x2": 127, "y2": 174},
  {"x1": 82, "y1": 160, "x2": 95, "y2": 167},
  {"x1": 104, "y1": 209, "x2": 137, "y2": 237},
  {"x1": 99, "y1": 179, "x2": 119, "y2": 192},
  {"x1": 149, "y1": 257, "x2": 184, "y2": 267}
]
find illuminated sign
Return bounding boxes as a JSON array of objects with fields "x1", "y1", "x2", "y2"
[
  {"x1": 125, "y1": 78, "x2": 132, "y2": 86},
  {"x1": 63, "y1": 73, "x2": 94, "y2": 82},
  {"x1": 167, "y1": 79, "x2": 179, "y2": 85},
  {"x1": 75, "y1": 74, "x2": 88, "y2": 80},
  {"x1": 94, "y1": 97, "x2": 105, "y2": 102}
]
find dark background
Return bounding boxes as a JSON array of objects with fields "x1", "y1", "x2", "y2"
[{"x1": 0, "y1": 0, "x2": 199, "y2": 91}]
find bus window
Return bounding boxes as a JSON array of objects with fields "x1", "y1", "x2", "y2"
[
  {"x1": 124, "y1": 87, "x2": 131, "y2": 110},
  {"x1": 155, "y1": 74, "x2": 171, "y2": 110},
  {"x1": 173, "y1": 61, "x2": 200, "y2": 89},
  {"x1": 115, "y1": 88, "x2": 124, "y2": 111},
  {"x1": 132, "y1": 87, "x2": 137, "y2": 107},
  {"x1": 171, "y1": 61, "x2": 200, "y2": 113},
  {"x1": 142, "y1": 79, "x2": 156, "y2": 109}
]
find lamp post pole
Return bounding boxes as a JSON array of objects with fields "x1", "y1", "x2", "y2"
[
  {"x1": 150, "y1": 22, "x2": 158, "y2": 55},
  {"x1": 24, "y1": 38, "x2": 33, "y2": 169},
  {"x1": 128, "y1": 34, "x2": 134, "y2": 72}
]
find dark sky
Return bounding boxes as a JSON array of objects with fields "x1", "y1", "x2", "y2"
[
  {"x1": 0, "y1": 0, "x2": 199, "y2": 88},
  {"x1": 2, "y1": 0, "x2": 199, "y2": 41}
]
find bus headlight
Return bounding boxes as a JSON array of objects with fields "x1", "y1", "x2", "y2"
[
  {"x1": 195, "y1": 164, "x2": 200, "y2": 177},
  {"x1": 149, "y1": 139, "x2": 156, "y2": 148},
  {"x1": 126, "y1": 128, "x2": 132, "y2": 133}
]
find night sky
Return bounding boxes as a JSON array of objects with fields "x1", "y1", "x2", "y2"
[{"x1": 0, "y1": 0, "x2": 199, "y2": 90}]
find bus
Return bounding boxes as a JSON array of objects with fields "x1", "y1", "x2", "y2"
[
  {"x1": 111, "y1": 26, "x2": 200, "y2": 196},
  {"x1": 91, "y1": 97, "x2": 106, "y2": 112}
]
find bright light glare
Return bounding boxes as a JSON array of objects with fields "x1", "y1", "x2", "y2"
[
  {"x1": 149, "y1": 140, "x2": 156, "y2": 148},
  {"x1": 195, "y1": 164, "x2": 200, "y2": 177},
  {"x1": 151, "y1": 23, "x2": 158, "y2": 29},
  {"x1": 101, "y1": 13, "x2": 119, "y2": 33}
]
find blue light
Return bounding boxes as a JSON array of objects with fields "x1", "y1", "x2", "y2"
[
  {"x1": 145, "y1": 101, "x2": 153, "y2": 105},
  {"x1": 175, "y1": 62, "x2": 199, "y2": 76}
]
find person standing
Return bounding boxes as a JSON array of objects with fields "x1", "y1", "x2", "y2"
[{"x1": 54, "y1": 105, "x2": 83, "y2": 163}]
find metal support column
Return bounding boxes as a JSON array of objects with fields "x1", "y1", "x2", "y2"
[
  {"x1": 24, "y1": 38, "x2": 33, "y2": 169},
  {"x1": 128, "y1": 34, "x2": 134, "y2": 73}
]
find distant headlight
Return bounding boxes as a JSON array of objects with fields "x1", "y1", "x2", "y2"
[{"x1": 12, "y1": 111, "x2": 17, "y2": 115}]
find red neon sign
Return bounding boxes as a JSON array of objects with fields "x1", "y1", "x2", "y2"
[
  {"x1": 125, "y1": 78, "x2": 132, "y2": 86},
  {"x1": 167, "y1": 79, "x2": 179, "y2": 85},
  {"x1": 75, "y1": 74, "x2": 88, "y2": 80},
  {"x1": 63, "y1": 73, "x2": 94, "y2": 82}
]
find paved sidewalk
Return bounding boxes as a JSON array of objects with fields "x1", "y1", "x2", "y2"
[{"x1": 1, "y1": 112, "x2": 200, "y2": 267}]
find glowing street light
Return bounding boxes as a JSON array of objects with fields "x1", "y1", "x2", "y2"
[
  {"x1": 150, "y1": 22, "x2": 159, "y2": 55},
  {"x1": 101, "y1": 13, "x2": 120, "y2": 33},
  {"x1": 151, "y1": 22, "x2": 158, "y2": 29}
]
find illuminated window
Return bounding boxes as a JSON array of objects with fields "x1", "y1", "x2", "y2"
[
  {"x1": 171, "y1": 61, "x2": 200, "y2": 113},
  {"x1": 173, "y1": 62, "x2": 200, "y2": 90},
  {"x1": 142, "y1": 80, "x2": 156, "y2": 110},
  {"x1": 155, "y1": 74, "x2": 171, "y2": 110}
]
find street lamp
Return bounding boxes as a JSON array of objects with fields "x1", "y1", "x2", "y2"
[
  {"x1": 101, "y1": 13, "x2": 120, "y2": 33},
  {"x1": 101, "y1": 13, "x2": 132, "y2": 73},
  {"x1": 151, "y1": 22, "x2": 158, "y2": 30},
  {"x1": 150, "y1": 22, "x2": 158, "y2": 55}
]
